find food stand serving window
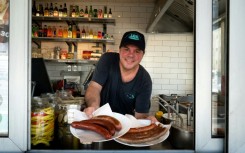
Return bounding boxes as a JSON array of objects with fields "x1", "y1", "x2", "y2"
[
  {"x1": 0, "y1": 0, "x2": 29, "y2": 151},
  {"x1": 0, "y1": 0, "x2": 9, "y2": 137},
  {"x1": 211, "y1": 0, "x2": 227, "y2": 138}
]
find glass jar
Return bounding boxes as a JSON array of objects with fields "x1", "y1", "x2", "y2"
[{"x1": 31, "y1": 97, "x2": 55, "y2": 146}]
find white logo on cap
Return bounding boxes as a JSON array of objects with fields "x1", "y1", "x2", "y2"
[{"x1": 128, "y1": 34, "x2": 140, "y2": 40}]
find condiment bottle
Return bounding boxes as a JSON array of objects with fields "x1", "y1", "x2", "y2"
[{"x1": 155, "y1": 111, "x2": 163, "y2": 122}]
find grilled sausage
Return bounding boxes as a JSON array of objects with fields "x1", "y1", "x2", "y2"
[
  {"x1": 81, "y1": 119, "x2": 116, "y2": 136},
  {"x1": 117, "y1": 124, "x2": 168, "y2": 144},
  {"x1": 92, "y1": 115, "x2": 122, "y2": 131},
  {"x1": 71, "y1": 121, "x2": 112, "y2": 139},
  {"x1": 127, "y1": 123, "x2": 157, "y2": 134}
]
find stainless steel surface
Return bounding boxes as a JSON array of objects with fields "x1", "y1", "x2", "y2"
[
  {"x1": 154, "y1": 96, "x2": 184, "y2": 125},
  {"x1": 147, "y1": 0, "x2": 194, "y2": 33},
  {"x1": 154, "y1": 95, "x2": 194, "y2": 149},
  {"x1": 162, "y1": 113, "x2": 194, "y2": 149}
]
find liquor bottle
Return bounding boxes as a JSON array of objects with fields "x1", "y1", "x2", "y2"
[
  {"x1": 71, "y1": 6, "x2": 76, "y2": 17},
  {"x1": 108, "y1": 8, "x2": 112, "y2": 18},
  {"x1": 52, "y1": 26, "x2": 56, "y2": 37},
  {"x1": 93, "y1": 9, "x2": 97, "y2": 18},
  {"x1": 58, "y1": 26, "x2": 63, "y2": 37},
  {"x1": 44, "y1": 3, "x2": 49, "y2": 16},
  {"x1": 63, "y1": 27, "x2": 68, "y2": 38},
  {"x1": 68, "y1": 24, "x2": 72, "y2": 38},
  {"x1": 103, "y1": 6, "x2": 107, "y2": 18},
  {"x1": 81, "y1": 26, "x2": 86, "y2": 38},
  {"x1": 47, "y1": 26, "x2": 52, "y2": 37},
  {"x1": 53, "y1": 3, "x2": 59, "y2": 17},
  {"x1": 89, "y1": 28, "x2": 93, "y2": 39},
  {"x1": 43, "y1": 25, "x2": 47, "y2": 37},
  {"x1": 32, "y1": 0, "x2": 37, "y2": 16},
  {"x1": 72, "y1": 25, "x2": 77, "y2": 38},
  {"x1": 85, "y1": 26, "x2": 89, "y2": 38},
  {"x1": 75, "y1": 6, "x2": 80, "y2": 17},
  {"x1": 36, "y1": 4, "x2": 40, "y2": 16},
  {"x1": 84, "y1": 6, "x2": 88, "y2": 17},
  {"x1": 49, "y1": 3, "x2": 54, "y2": 17},
  {"x1": 32, "y1": 25, "x2": 38, "y2": 37},
  {"x1": 98, "y1": 31, "x2": 102, "y2": 39},
  {"x1": 79, "y1": 8, "x2": 84, "y2": 17},
  {"x1": 63, "y1": 3, "x2": 68, "y2": 17},
  {"x1": 58, "y1": 5, "x2": 63, "y2": 17},
  {"x1": 76, "y1": 26, "x2": 80, "y2": 38},
  {"x1": 93, "y1": 31, "x2": 98, "y2": 39},
  {"x1": 38, "y1": 26, "x2": 43, "y2": 37},
  {"x1": 98, "y1": 9, "x2": 103, "y2": 18},
  {"x1": 89, "y1": 5, "x2": 93, "y2": 18},
  {"x1": 40, "y1": 4, "x2": 44, "y2": 16}
]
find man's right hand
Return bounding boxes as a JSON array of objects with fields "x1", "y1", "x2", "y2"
[{"x1": 83, "y1": 106, "x2": 96, "y2": 118}]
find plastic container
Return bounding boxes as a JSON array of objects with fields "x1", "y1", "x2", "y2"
[{"x1": 31, "y1": 97, "x2": 55, "y2": 146}]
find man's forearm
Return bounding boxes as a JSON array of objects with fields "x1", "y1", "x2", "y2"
[{"x1": 84, "y1": 81, "x2": 102, "y2": 109}]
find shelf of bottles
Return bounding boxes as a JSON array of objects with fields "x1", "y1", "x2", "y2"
[{"x1": 32, "y1": 1, "x2": 115, "y2": 52}]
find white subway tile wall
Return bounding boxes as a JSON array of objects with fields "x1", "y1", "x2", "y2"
[{"x1": 34, "y1": 0, "x2": 194, "y2": 113}]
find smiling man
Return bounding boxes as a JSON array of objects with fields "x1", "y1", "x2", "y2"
[{"x1": 84, "y1": 31, "x2": 157, "y2": 122}]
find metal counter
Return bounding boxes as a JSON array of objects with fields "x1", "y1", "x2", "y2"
[{"x1": 29, "y1": 125, "x2": 194, "y2": 153}]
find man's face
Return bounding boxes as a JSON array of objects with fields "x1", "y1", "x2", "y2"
[{"x1": 119, "y1": 44, "x2": 144, "y2": 71}]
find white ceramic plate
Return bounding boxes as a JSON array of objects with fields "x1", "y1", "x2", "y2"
[
  {"x1": 114, "y1": 119, "x2": 171, "y2": 147},
  {"x1": 70, "y1": 111, "x2": 131, "y2": 143}
]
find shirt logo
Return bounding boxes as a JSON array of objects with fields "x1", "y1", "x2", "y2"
[
  {"x1": 128, "y1": 34, "x2": 140, "y2": 41},
  {"x1": 126, "y1": 93, "x2": 135, "y2": 99}
]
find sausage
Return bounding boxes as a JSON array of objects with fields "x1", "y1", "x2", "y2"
[
  {"x1": 71, "y1": 121, "x2": 112, "y2": 139},
  {"x1": 117, "y1": 124, "x2": 168, "y2": 144},
  {"x1": 92, "y1": 115, "x2": 122, "y2": 131},
  {"x1": 81, "y1": 119, "x2": 116, "y2": 136},
  {"x1": 127, "y1": 123, "x2": 157, "y2": 134}
]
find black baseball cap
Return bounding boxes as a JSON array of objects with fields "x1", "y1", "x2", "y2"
[{"x1": 119, "y1": 31, "x2": 145, "y2": 53}]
